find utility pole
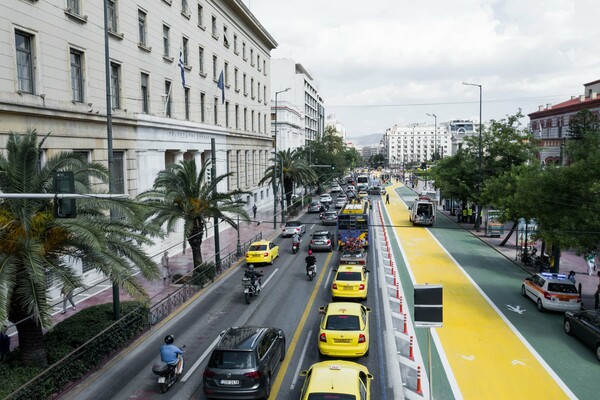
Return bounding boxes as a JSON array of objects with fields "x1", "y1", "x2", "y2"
[{"x1": 211, "y1": 138, "x2": 221, "y2": 271}]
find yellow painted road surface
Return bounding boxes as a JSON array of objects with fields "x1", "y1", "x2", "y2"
[{"x1": 385, "y1": 182, "x2": 569, "y2": 399}]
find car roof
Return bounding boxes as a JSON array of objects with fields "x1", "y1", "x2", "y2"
[
  {"x1": 325, "y1": 302, "x2": 364, "y2": 315},
  {"x1": 286, "y1": 221, "x2": 302, "y2": 226},
  {"x1": 337, "y1": 264, "x2": 365, "y2": 272},
  {"x1": 251, "y1": 240, "x2": 271, "y2": 245},
  {"x1": 534, "y1": 272, "x2": 576, "y2": 284},
  {"x1": 313, "y1": 230, "x2": 331, "y2": 235},
  {"x1": 216, "y1": 326, "x2": 266, "y2": 350},
  {"x1": 305, "y1": 361, "x2": 368, "y2": 394}
]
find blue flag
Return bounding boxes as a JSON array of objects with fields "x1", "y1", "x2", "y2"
[
  {"x1": 217, "y1": 70, "x2": 225, "y2": 104},
  {"x1": 178, "y1": 48, "x2": 186, "y2": 88}
]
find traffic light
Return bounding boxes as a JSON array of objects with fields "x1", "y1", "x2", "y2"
[
  {"x1": 206, "y1": 168, "x2": 212, "y2": 184},
  {"x1": 54, "y1": 171, "x2": 77, "y2": 218},
  {"x1": 331, "y1": 165, "x2": 335, "y2": 170}
]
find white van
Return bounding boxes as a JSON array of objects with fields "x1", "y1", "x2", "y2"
[{"x1": 409, "y1": 197, "x2": 436, "y2": 226}]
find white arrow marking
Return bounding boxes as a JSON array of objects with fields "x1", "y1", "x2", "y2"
[
  {"x1": 507, "y1": 305, "x2": 526, "y2": 314},
  {"x1": 461, "y1": 354, "x2": 475, "y2": 361},
  {"x1": 512, "y1": 360, "x2": 526, "y2": 366}
]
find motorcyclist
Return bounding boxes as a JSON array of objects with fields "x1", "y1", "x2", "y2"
[
  {"x1": 292, "y1": 232, "x2": 301, "y2": 249},
  {"x1": 160, "y1": 335, "x2": 184, "y2": 375},
  {"x1": 244, "y1": 264, "x2": 263, "y2": 292},
  {"x1": 305, "y1": 250, "x2": 317, "y2": 276}
]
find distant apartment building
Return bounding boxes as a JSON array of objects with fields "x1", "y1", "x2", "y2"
[
  {"x1": 270, "y1": 59, "x2": 325, "y2": 149},
  {"x1": 449, "y1": 120, "x2": 477, "y2": 155},
  {"x1": 361, "y1": 145, "x2": 380, "y2": 160},
  {"x1": 271, "y1": 100, "x2": 303, "y2": 150},
  {"x1": 528, "y1": 79, "x2": 600, "y2": 164},
  {"x1": 325, "y1": 114, "x2": 346, "y2": 141},
  {"x1": 0, "y1": 0, "x2": 277, "y2": 283},
  {"x1": 383, "y1": 123, "x2": 450, "y2": 169}
]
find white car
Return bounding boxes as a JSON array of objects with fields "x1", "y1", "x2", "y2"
[
  {"x1": 335, "y1": 198, "x2": 347, "y2": 209},
  {"x1": 320, "y1": 194, "x2": 333, "y2": 204},
  {"x1": 331, "y1": 184, "x2": 342, "y2": 193},
  {"x1": 521, "y1": 272, "x2": 581, "y2": 312}
]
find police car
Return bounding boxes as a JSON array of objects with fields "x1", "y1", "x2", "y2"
[{"x1": 521, "y1": 272, "x2": 581, "y2": 312}]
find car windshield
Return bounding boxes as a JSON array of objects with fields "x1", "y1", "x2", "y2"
[
  {"x1": 286, "y1": 221, "x2": 302, "y2": 227},
  {"x1": 336, "y1": 272, "x2": 362, "y2": 281},
  {"x1": 310, "y1": 202, "x2": 319, "y2": 206},
  {"x1": 314, "y1": 234, "x2": 330, "y2": 240},
  {"x1": 208, "y1": 350, "x2": 255, "y2": 369},
  {"x1": 325, "y1": 315, "x2": 361, "y2": 331},
  {"x1": 324, "y1": 212, "x2": 336, "y2": 217},
  {"x1": 547, "y1": 283, "x2": 578, "y2": 293},
  {"x1": 249, "y1": 244, "x2": 267, "y2": 251},
  {"x1": 342, "y1": 251, "x2": 364, "y2": 259},
  {"x1": 307, "y1": 394, "x2": 356, "y2": 400}
]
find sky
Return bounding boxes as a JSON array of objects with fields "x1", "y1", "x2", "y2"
[{"x1": 243, "y1": 0, "x2": 600, "y2": 141}]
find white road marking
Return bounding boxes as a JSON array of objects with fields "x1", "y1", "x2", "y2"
[
  {"x1": 323, "y1": 267, "x2": 334, "y2": 290},
  {"x1": 507, "y1": 305, "x2": 526, "y2": 314},
  {"x1": 461, "y1": 355, "x2": 475, "y2": 361},
  {"x1": 181, "y1": 335, "x2": 220, "y2": 382},
  {"x1": 290, "y1": 330, "x2": 313, "y2": 390},
  {"x1": 512, "y1": 360, "x2": 526, "y2": 366}
]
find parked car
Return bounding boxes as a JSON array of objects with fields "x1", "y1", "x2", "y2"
[
  {"x1": 203, "y1": 326, "x2": 286, "y2": 399},
  {"x1": 309, "y1": 230, "x2": 334, "y2": 252},
  {"x1": 564, "y1": 309, "x2": 600, "y2": 361},
  {"x1": 299, "y1": 361, "x2": 373, "y2": 400},
  {"x1": 318, "y1": 302, "x2": 371, "y2": 358},
  {"x1": 308, "y1": 201, "x2": 323, "y2": 213},
  {"x1": 321, "y1": 211, "x2": 338, "y2": 226},
  {"x1": 281, "y1": 220, "x2": 306, "y2": 237},
  {"x1": 331, "y1": 184, "x2": 342, "y2": 193},
  {"x1": 521, "y1": 272, "x2": 581, "y2": 312},
  {"x1": 245, "y1": 240, "x2": 280, "y2": 265},
  {"x1": 320, "y1": 194, "x2": 333, "y2": 204}
]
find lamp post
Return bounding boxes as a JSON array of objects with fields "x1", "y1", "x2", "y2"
[
  {"x1": 462, "y1": 82, "x2": 483, "y2": 231},
  {"x1": 235, "y1": 194, "x2": 242, "y2": 256},
  {"x1": 426, "y1": 113, "x2": 437, "y2": 161},
  {"x1": 273, "y1": 87, "x2": 291, "y2": 229}
]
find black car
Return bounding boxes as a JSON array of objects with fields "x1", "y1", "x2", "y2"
[
  {"x1": 309, "y1": 230, "x2": 334, "y2": 252},
  {"x1": 564, "y1": 309, "x2": 600, "y2": 361},
  {"x1": 368, "y1": 186, "x2": 382, "y2": 195},
  {"x1": 203, "y1": 326, "x2": 286, "y2": 399}
]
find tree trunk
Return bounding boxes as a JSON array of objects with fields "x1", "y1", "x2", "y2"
[
  {"x1": 9, "y1": 300, "x2": 48, "y2": 368},
  {"x1": 499, "y1": 220, "x2": 518, "y2": 247},
  {"x1": 188, "y1": 225, "x2": 204, "y2": 269}
]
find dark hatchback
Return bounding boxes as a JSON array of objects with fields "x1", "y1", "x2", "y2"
[
  {"x1": 203, "y1": 326, "x2": 286, "y2": 399},
  {"x1": 564, "y1": 309, "x2": 600, "y2": 361}
]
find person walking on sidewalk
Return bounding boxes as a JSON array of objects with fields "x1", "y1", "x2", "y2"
[
  {"x1": 161, "y1": 251, "x2": 170, "y2": 284},
  {"x1": 595, "y1": 271, "x2": 600, "y2": 310},
  {"x1": 61, "y1": 287, "x2": 76, "y2": 314},
  {"x1": 385, "y1": 193, "x2": 390, "y2": 204},
  {"x1": 252, "y1": 203, "x2": 257, "y2": 219},
  {"x1": 585, "y1": 252, "x2": 596, "y2": 276},
  {"x1": 568, "y1": 270, "x2": 576, "y2": 284}
]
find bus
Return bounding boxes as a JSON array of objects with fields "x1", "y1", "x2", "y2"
[
  {"x1": 356, "y1": 175, "x2": 369, "y2": 185},
  {"x1": 336, "y1": 200, "x2": 369, "y2": 250}
]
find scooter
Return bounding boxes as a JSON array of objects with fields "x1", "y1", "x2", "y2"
[
  {"x1": 307, "y1": 264, "x2": 317, "y2": 281},
  {"x1": 152, "y1": 346, "x2": 185, "y2": 393},
  {"x1": 242, "y1": 275, "x2": 262, "y2": 304},
  {"x1": 292, "y1": 240, "x2": 301, "y2": 254}
]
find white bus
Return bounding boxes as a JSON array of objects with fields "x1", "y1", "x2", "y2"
[{"x1": 356, "y1": 175, "x2": 369, "y2": 185}]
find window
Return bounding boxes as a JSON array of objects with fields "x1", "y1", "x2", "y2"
[
  {"x1": 212, "y1": 55, "x2": 217, "y2": 80},
  {"x1": 164, "y1": 80, "x2": 172, "y2": 117},
  {"x1": 141, "y1": 72, "x2": 149, "y2": 113},
  {"x1": 163, "y1": 25, "x2": 170, "y2": 57},
  {"x1": 110, "y1": 62, "x2": 120, "y2": 109},
  {"x1": 107, "y1": 0, "x2": 118, "y2": 33},
  {"x1": 263, "y1": 60, "x2": 266, "y2": 75},
  {"x1": 243, "y1": 73, "x2": 247, "y2": 95},
  {"x1": 113, "y1": 150, "x2": 125, "y2": 194},
  {"x1": 257, "y1": 54, "x2": 261, "y2": 71},
  {"x1": 234, "y1": 67, "x2": 239, "y2": 91},
  {"x1": 70, "y1": 49, "x2": 84, "y2": 102},
  {"x1": 15, "y1": 31, "x2": 34, "y2": 94},
  {"x1": 250, "y1": 48, "x2": 254, "y2": 66},
  {"x1": 263, "y1": 114, "x2": 267, "y2": 133},
  {"x1": 223, "y1": 25, "x2": 229, "y2": 47},
  {"x1": 213, "y1": 97, "x2": 218, "y2": 124},
  {"x1": 198, "y1": 46, "x2": 204, "y2": 74},
  {"x1": 211, "y1": 15, "x2": 217, "y2": 38},
  {"x1": 200, "y1": 92, "x2": 205, "y2": 122},
  {"x1": 258, "y1": 112, "x2": 261, "y2": 132},
  {"x1": 251, "y1": 78, "x2": 254, "y2": 99},
  {"x1": 184, "y1": 87, "x2": 190, "y2": 120},
  {"x1": 242, "y1": 42, "x2": 246, "y2": 60},
  {"x1": 263, "y1": 85, "x2": 266, "y2": 104},
  {"x1": 67, "y1": 0, "x2": 80, "y2": 14},
  {"x1": 251, "y1": 110, "x2": 255, "y2": 132},
  {"x1": 224, "y1": 62, "x2": 229, "y2": 86},
  {"x1": 225, "y1": 101, "x2": 229, "y2": 127},
  {"x1": 235, "y1": 104, "x2": 239, "y2": 129},
  {"x1": 182, "y1": 37, "x2": 189, "y2": 65},
  {"x1": 181, "y1": 0, "x2": 189, "y2": 15},
  {"x1": 233, "y1": 34, "x2": 238, "y2": 54},
  {"x1": 197, "y1": 4, "x2": 204, "y2": 27},
  {"x1": 244, "y1": 107, "x2": 247, "y2": 131},
  {"x1": 138, "y1": 10, "x2": 147, "y2": 45},
  {"x1": 257, "y1": 82, "x2": 261, "y2": 102}
]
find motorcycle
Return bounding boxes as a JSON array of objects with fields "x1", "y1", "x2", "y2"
[
  {"x1": 152, "y1": 346, "x2": 185, "y2": 393},
  {"x1": 292, "y1": 240, "x2": 301, "y2": 254},
  {"x1": 307, "y1": 264, "x2": 317, "y2": 281},
  {"x1": 242, "y1": 275, "x2": 262, "y2": 304}
]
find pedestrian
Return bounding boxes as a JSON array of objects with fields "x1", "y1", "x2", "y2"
[
  {"x1": 585, "y1": 252, "x2": 596, "y2": 276},
  {"x1": 161, "y1": 251, "x2": 170, "y2": 283},
  {"x1": 462, "y1": 208, "x2": 468, "y2": 223},
  {"x1": 467, "y1": 206, "x2": 473, "y2": 224},
  {"x1": 595, "y1": 271, "x2": 600, "y2": 310},
  {"x1": 252, "y1": 203, "x2": 257, "y2": 219},
  {"x1": 567, "y1": 270, "x2": 576, "y2": 284},
  {"x1": 61, "y1": 287, "x2": 75, "y2": 314},
  {"x1": 385, "y1": 193, "x2": 390, "y2": 204},
  {"x1": 0, "y1": 325, "x2": 10, "y2": 361}
]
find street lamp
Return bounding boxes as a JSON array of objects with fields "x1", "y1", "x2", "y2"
[
  {"x1": 426, "y1": 113, "x2": 437, "y2": 161},
  {"x1": 273, "y1": 87, "x2": 291, "y2": 229},
  {"x1": 462, "y1": 82, "x2": 483, "y2": 231}
]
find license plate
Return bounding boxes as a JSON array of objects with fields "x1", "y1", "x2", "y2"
[
  {"x1": 343, "y1": 286, "x2": 354, "y2": 291},
  {"x1": 316, "y1": 241, "x2": 324, "y2": 244},
  {"x1": 220, "y1": 379, "x2": 240, "y2": 385},
  {"x1": 333, "y1": 339, "x2": 351, "y2": 343},
  {"x1": 158, "y1": 377, "x2": 166, "y2": 383}
]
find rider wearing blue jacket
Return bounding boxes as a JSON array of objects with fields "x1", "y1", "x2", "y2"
[{"x1": 160, "y1": 335, "x2": 184, "y2": 374}]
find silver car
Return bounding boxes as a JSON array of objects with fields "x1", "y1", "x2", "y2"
[
  {"x1": 281, "y1": 220, "x2": 306, "y2": 237},
  {"x1": 308, "y1": 201, "x2": 323, "y2": 213},
  {"x1": 321, "y1": 211, "x2": 338, "y2": 226},
  {"x1": 334, "y1": 198, "x2": 347, "y2": 209}
]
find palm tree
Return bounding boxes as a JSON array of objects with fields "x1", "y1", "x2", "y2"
[
  {"x1": 259, "y1": 149, "x2": 317, "y2": 212},
  {"x1": 0, "y1": 130, "x2": 159, "y2": 368},
  {"x1": 137, "y1": 159, "x2": 249, "y2": 274}
]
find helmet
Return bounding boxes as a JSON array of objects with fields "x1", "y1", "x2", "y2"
[
  {"x1": 308, "y1": 250, "x2": 313, "y2": 255},
  {"x1": 248, "y1": 264, "x2": 254, "y2": 270},
  {"x1": 164, "y1": 335, "x2": 174, "y2": 345}
]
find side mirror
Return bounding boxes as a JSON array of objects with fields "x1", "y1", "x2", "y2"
[{"x1": 300, "y1": 370, "x2": 308, "y2": 377}]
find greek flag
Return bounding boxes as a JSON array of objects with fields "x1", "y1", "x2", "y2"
[{"x1": 217, "y1": 70, "x2": 225, "y2": 104}]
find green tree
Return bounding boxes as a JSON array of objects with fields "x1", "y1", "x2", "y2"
[
  {"x1": 259, "y1": 149, "x2": 317, "y2": 211},
  {"x1": 138, "y1": 160, "x2": 249, "y2": 275},
  {"x1": 0, "y1": 130, "x2": 159, "y2": 368},
  {"x1": 369, "y1": 154, "x2": 386, "y2": 169}
]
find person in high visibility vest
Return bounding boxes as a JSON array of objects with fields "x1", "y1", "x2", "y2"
[
  {"x1": 467, "y1": 207, "x2": 473, "y2": 223},
  {"x1": 461, "y1": 208, "x2": 467, "y2": 223}
]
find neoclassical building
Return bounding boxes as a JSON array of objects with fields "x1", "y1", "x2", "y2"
[{"x1": 0, "y1": 0, "x2": 277, "y2": 282}]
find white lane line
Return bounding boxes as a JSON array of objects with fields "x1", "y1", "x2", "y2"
[
  {"x1": 181, "y1": 335, "x2": 221, "y2": 382},
  {"x1": 261, "y1": 268, "x2": 279, "y2": 287},
  {"x1": 290, "y1": 330, "x2": 313, "y2": 390}
]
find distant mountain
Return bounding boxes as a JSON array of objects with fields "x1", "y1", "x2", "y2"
[{"x1": 346, "y1": 133, "x2": 383, "y2": 147}]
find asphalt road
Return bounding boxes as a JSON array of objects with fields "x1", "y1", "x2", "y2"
[{"x1": 62, "y1": 204, "x2": 393, "y2": 400}]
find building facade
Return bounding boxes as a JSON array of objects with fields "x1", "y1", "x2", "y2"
[
  {"x1": 271, "y1": 100, "x2": 303, "y2": 150},
  {"x1": 1, "y1": 0, "x2": 277, "y2": 282},
  {"x1": 528, "y1": 79, "x2": 600, "y2": 164},
  {"x1": 325, "y1": 114, "x2": 346, "y2": 141},
  {"x1": 383, "y1": 123, "x2": 450, "y2": 169}
]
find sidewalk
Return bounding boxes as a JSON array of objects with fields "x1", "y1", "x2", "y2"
[{"x1": 407, "y1": 178, "x2": 599, "y2": 310}]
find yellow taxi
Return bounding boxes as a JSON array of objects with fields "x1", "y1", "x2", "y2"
[
  {"x1": 300, "y1": 361, "x2": 373, "y2": 400},
  {"x1": 318, "y1": 302, "x2": 371, "y2": 357},
  {"x1": 244, "y1": 240, "x2": 279, "y2": 265},
  {"x1": 357, "y1": 190, "x2": 369, "y2": 200},
  {"x1": 331, "y1": 264, "x2": 369, "y2": 301}
]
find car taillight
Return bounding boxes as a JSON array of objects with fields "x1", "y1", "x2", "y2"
[
  {"x1": 359, "y1": 260, "x2": 366, "y2": 265},
  {"x1": 263, "y1": 252, "x2": 269, "y2": 257},
  {"x1": 326, "y1": 240, "x2": 330, "y2": 245},
  {"x1": 320, "y1": 333, "x2": 327, "y2": 342},
  {"x1": 332, "y1": 283, "x2": 337, "y2": 289},
  {"x1": 359, "y1": 284, "x2": 365, "y2": 290},
  {"x1": 244, "y1": 371, "x2": 261, "y2": 379},
  {"x1": 310, "y1": 240, "x2": 315, "y2": 245},
  {"x1": 543, "y1": 291, "x2": 552, "y2": 300},
  {"x1": 358, "y1": 334, "x2": 366, "y2": 343},
  {"x1": 203, "y1": 370, "x2": 215, "y2": 378}
]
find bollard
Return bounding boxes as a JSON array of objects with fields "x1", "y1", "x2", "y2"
[
  {"x1": 393, "y1": 269, "x2": 396, "y2": 286},
  {"x1": 409, "y1": 335, "x2": 414, "y2": 360},
  {"x1": 396, "y1": 283, "x2": 400, "y2": 299},
  {"x1": 403, "y1": 313, "x2": 407, "y2": 334},
  {"x1": 399, "y1": 295, "x2": 403, "y2": 313},
  {"x1": 416, "y1": 365, "x2": 422, "y2": 394}
]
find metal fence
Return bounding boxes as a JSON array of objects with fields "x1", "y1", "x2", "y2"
[{"x1": 7, "y1": 232, "x2": 262, "y2": 400}]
